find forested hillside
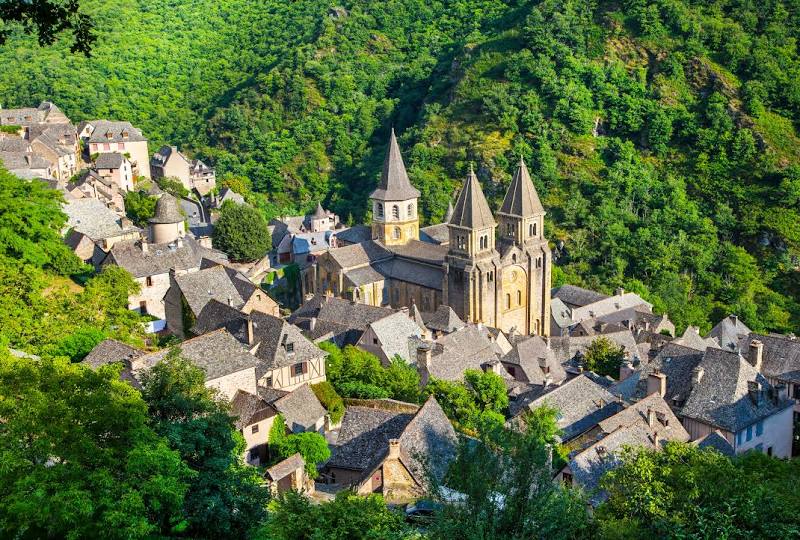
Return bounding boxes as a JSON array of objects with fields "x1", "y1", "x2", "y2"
[{"x1": 2, "y1": 0, "x2": 799, "y2": 334}]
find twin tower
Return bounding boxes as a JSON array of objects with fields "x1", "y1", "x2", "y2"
[{"x1": 370, "y1": 129, "x2": 551, "y2": 336}]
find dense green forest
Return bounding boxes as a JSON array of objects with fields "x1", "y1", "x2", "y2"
[{"x1": 2, "y1": 0, "x2": 799, "y2": 334}]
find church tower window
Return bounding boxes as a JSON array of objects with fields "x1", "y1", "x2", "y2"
[
  {"x1": 377, "y1": 203, "x2": 384, "y2": 218},
  {"x1": 393, "y1": 226, "x2": 401, "y2": 239},
  {"x1": 392, "y1": 205, "x2": 400, "y2": 219},
  {"x1": 505, "y1": 294, "x2": 511, "y2": 309},
  {"x1": 517, "y1": 290, "x2": 522, "y2": 305},
  {"x1": 407, "y1": 203, "x2": 415, "y2": 217}
]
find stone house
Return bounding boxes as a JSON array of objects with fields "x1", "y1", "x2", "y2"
[
  {"x1": 0, "y1": 150, "x2": 53, "y2": 179},
  {"x1": 81, "y1": 120, "x2": 150, "y2": 178},
  {"x1": 150, "y1": 145, "x2": 216, "y2": 196},
  {"x1": 288, "y1": 294, "x2": 396, "y2": 346},
  {"x1": 415, "y1": 323, "x2": 508, "y2": 384},
  {"x1": 356, "y1": 311, "x2": 425, "y2": 365},
  {"x1": 738, "y1": 332, "x2": 800, "y2": 426},
  {"x1": 66, "y1": 170, "x2": 127, "y2": 215},
  {"x1": 163, "y1": 264, "x2": 279, "y2": 338},
  {"x1": 62, "y1": 197, "x2": 141, "y2": 266},
  {"x1": 231, "y1": 389, "x2": 279, "y2": 465},
  {"x1": 93, "y1": 152, "x2": 133, "y2": 192},
  {"x1": 501, "y1": 334, "x2": 567, "y2": 386},
  {"x1": 265, "y1": 454, "x2": 312, "y2": 495},
  {"x1": 324, "y1": 397, "x2": 456, "y2": 503}
]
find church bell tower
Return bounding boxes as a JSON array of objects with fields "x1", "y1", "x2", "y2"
[{"x1": 370, "y1": 129, "x2": 420, "y2": 246}]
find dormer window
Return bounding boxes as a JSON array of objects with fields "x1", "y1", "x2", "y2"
[
  {"x1": 122, "y1": 131, "x2": 129, "y2": 139},
  {"x1": 105, "y1": 131, "x2": 112, "y2": 139},
  {"x1": 286, "y1": 342, "x2": 294, "y2": 353}
]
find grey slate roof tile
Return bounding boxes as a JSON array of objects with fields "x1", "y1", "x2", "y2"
[
  {"x1": 499, "y1": 158, "x2": 544, "y2": 217},
  {"x1": 551, "y1": 285, "x2": 609, "y2": 309},
  {"x1": 81, "y1": 339, "x2": 143, "y2": 369},
  {"x1": 448, "y1": 167, "x2": 495, "y2": 230},
  {"x1": 273, "y1": 384, "x2": 326, "y2": 432}
]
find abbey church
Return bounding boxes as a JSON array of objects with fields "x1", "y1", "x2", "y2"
[{"x1": 303, "y1": 130, "x2": 552, "y2": 336}]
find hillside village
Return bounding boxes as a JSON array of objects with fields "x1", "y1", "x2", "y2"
[{"x1": 1, "y1": 100, "x2": 799, "y2": 518}]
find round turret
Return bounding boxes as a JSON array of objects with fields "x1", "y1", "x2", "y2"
[{"x1": 149, "y1": 194, "x2": 185, "y2": 244}]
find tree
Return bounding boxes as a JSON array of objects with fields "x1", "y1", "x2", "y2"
[
  {"x1": 321, "y1": 343, "x2": 420, "y2": 402},
  {"x1": 0, "y1": 0, "x2": 95, "y2": 54},
  {"x1": 424, "y1": 377, "x2": 479, "y2": 430},
  {"x1": 212, "y1": 200, "x2": 272, "y2": 262},
  {"x1": 464, "y1": 368, "x2": 509, "y2": 415},
  {"x1": 597, "y1": 441, "x2": 800, "y2": 538},
  {"x1": 584, "y1": 337, "x2": 626, "y2": 379},
  {"x1": 427, "y1": 405, "x2": 591, "y2": 540},
  {"x1": 269, "y1": 414, "x2": 331, "y2": 477},
  {"x1": 0, "y1": 166, "x2": 85, "y2": 275},
  {"x1": 124, "y1": 190, "x2": 157, "y2": 227},
  {"x1": 140, "y1": 350, "x2": 269, "y2": 538},
  {"x1": 256, "y1": 491, "x2": 414, "y2": 540},
  {"x1": 0, "y1": 349, "x2": 192, "y2": 538}
]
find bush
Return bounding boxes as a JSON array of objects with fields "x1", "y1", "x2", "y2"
[
  {"x1": 311, "y1": 381, "x2": 345, "y2": 424},
  {"x1": 584, "y1": 337, "x2": 626, "y2": 379},
  {"x1": 337, "y1": 381, "x2": 390, "y2": 399},
  {"x1": 49, "y1": 326, "x2": 106, "y2": 361},
  {"x1": 155, "y1": 176, "x2": 189, "y2": 198},
  {"x1": 212, "y1": 201, "x2": 272, "y2": 262}
]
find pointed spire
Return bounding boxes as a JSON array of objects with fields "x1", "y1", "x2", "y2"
[
  {"x1": 312, "y1": 201, "x2": 327, "y2": 218},
  {"x1": 499, "y1": 157, "x2": 544, "y2": 217},
  {"x1": 445, "y1": 200, "x2": 454, "y2": 222},
  {"x1": 370, "y1": 128, "x2": 421, "y2": 201},
  {"x1": 449, "y1": 167, "x2": 495, "y2": 229}
]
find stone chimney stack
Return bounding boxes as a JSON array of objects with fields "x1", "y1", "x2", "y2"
[
  {"x1": 748, "y1": 340, "x2": 764, "y2": 372},
  {"x1": 247, "y1": 318, "x2": 256, "y2": 346},
  {"x1": 615, "y1": 287, "x2": 625, "y2": 296},
  {"x1": 141, "y1": 240, "x2": 149, "y2": 254},
  {"x1": 387, "y1": 438, "x2": 401, "y2": 460},
  {"x1": 646, "y1": 370, "x2": 667, "y2": 398},
  {"x1": 691, "y1": 366, "x2": 704, "y2": 388},
  {"x1": 416, "y1": 343, "x2": 432, "y2": 385},
  {"x1": 748, "y1": 380, "x2": 762, "y2": 405},
  {"x1": 647, "y1": 408, "x2": 656, "y2": 428},
  {"x1": 309, "y1": 317, "x2": 317, "y2": 332},
  {"x1": 619, "y1": 360, "x2": 635, "y2": 381}
]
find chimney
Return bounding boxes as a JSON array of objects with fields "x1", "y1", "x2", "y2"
[
  {"x1": 486, "y1": 360, "x2": 503, "y2": 376},
  {"x1": 616, "y1": 287, "x2": 625, "y2": 296},
  {"x1": 691, "y1": 366, "x2": 704, "y2": 387},
  {"x1": 619, "y1": 360, "x2": 635, "y2": 381},
  {"x1": 388, "y1": 439, "x2": 401, "y2": 460},
  {"x1": 141, "y1": 240, "x2": 149, "y2": 254},
  {"x1": 646, "y1": 408, "x2": 656, "y2": 428},
  {"x1": 544, "y1": 336, "x2": 551, "y2": 349},
  {"x1": 646, "y1": 370, "x2": 667, "y2": 398},
  {"x1": 748, "y1": 380, "x2": 762, "y2": 405},
  {"x1": 309, "y1": 317, "x2": 317, "y2": 332},
  {"x1": 246, "y1": 319, "x2": 255, "y2": 346},
  {"x1": 176, "y1": 237, "x2": 183, "y2": 249},
  {"x1": 748, "y1": 340, "x2": 763, "y2": 371},
  {"x1": 416, "y1": 343, "x2": 432, "y2": 369},
  {"x1": 730, "y1": 314, "x2": 738, "y2": 325},
  {"x1": 227, "y1": 295, "x2": 232, "y2": 306}
]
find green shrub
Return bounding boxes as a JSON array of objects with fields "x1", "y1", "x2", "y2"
[
  {"x1": 337, "y1": 381, "x2": 390, "y2": 399},
  {"x1": 311, "y1": 381, "x2": 345, "y2": 424}
]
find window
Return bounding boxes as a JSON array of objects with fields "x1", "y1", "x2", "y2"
[
  {"x1": 145, "y1": 276, "x2": 153, "y2": 287},
  {"x1": 479, "y1": 236, "x2": 485, "y2": 250},
  {"x1": 755, "y1": 420, "x2": 763, "y2": 436},
  {"x1": 139, "y1": 301, "x2": 147, "y2": 314},
  {"x1": 505, "y1": 294, "x2": 511, "y2": 309},
  {"x1": 286, "y1": 342, "x2": 294, "y2": 353},
  {"x1": 767, "y1": 446, "x2": 773, "y2": 457},
  {"x1": 536, "y1": 257, "x2": 542, "y2": 268},
  {"x1": 393, "y1": 226, "x2": 401, "y2": 239},
  {"x1": 487, "y1": 271, "x2": 493, "y2": 282},
  {"x1": 456, "y1": 235, "x2": 466, "y2": 250},
  {"x1": 517, "y1": 290, "x2": 522, "y2": 305},
  {"x1": 512, "y1": 254, "x2": 517, "y2": 263},
  {"x1": 291, "y1": 362, "x2": 307, "y2": 377},
  {"x1": 737, "y1": 431, "x2": 743, "y2": 445},
  {"x1": 373, "y1": 338, "x2": 378, "y2": 345},
  {"x1": 392, "y1": 205, "x2": 399, "y2": 219},
  {"x1": 793, "y1": 384, "x2": 800, "y2": 399},
  {"x1": 103, "y1": 143, "x2": 110, "y2": 151},
  {"x1": 746, "y1": 426, "x2": 753, "y2": 441},
  {"x1": 529, "y1": 223, "x2": 534, "y2": 237},
  {"x1": 377, "y1": 203, "x2": 384, "y2": 218},
  {"x1": 265, "y1": 376, "x2": 273, "y2": 387},
  {"x1": 251, "y1": 424, "x2": 259, "y2": 434},
  {"x1": 118, "y1": 142, "x2": 125, "y2": 150},
  {"x1": 407, "y1": 203, "x2": 414, "y2": 217}
]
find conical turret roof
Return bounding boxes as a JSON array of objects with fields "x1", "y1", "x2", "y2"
[
  {"x1": 311, "y1": 201, "x2": 327, "y2": 219},
  {"x1": 370, "y1": 128, "x2": 420, "y2": 201},
  {"x1": 449, "y1": 166, "x2": 495, "y2": 229},
  {"x1": 500, "y1": 157, "x2": 544, "y2": 216},
  {"x1": 149, "y1": 193, "x2": 184, "y2": 224}
]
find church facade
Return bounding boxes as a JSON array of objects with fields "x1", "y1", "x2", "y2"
[{"x1": 302, "y1": 130, "x2": 551, "y2": 336}]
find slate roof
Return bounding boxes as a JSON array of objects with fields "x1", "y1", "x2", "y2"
[
  {"x1": 86, "y1": 120, "x2": 147, "y2": 143},
  {"x1": 272, "y1": 384, "x2": 326, "y2": 432},
  {"x1": 343, "y1": 265, "x2": 385, "y2": 287},
  {"x1": 326, "y1": 240, "x2": 392, "y2": 268},
  {"x1": 0, "y1": 151, "x2": 51, "y2": 171},
  {"x1": 95, "y1": 152, "x2": 124, "y2": 169},
  {"x1": 249, "y1": 311, "x2": 327, "y2": 372},
  {"x1": 367, "y1": 312, "x2": 424, "y2": 363},
  {"x1": 370, "y1": 129, "x2": 420, "y2": 201},
  {"x1": 230, "y1": 390, "x2": 278, "y2": 430},
  {"x1": 328, "y1": 397, "x2": 456, "y2": 486},
  {"x1": 672, "y1": 326, "x2": 719, "y2": 351},
  {"x1": 311, "y1": 202, "x2": 327, "y2": 219},
  {"x1": 419, "y1": 223, "x2": 450, "y2": 245},
  {"x1": 292, "y1": 231, "x2": 333, "y2": 255},
  {"x1": 740, "y1": 333, "x2": 800, "y2": 383},
  {"x1": 550, "y1": 330, "x2": 642, "y2": 367},
  {"x1": 448, "y1": 167, "x2": 495, "y2": 230},
  {"x1": 375, "y1": 258, "x2": 443, "y2": 290},
  {"x1": 422, "y1": 305, "x2": 465, "y2": 334},
  {"x1": 523, "y1": 374, "x2": 623, "y2": 442},
  {"x1": 219, "y1": 187, "x2": 245, "y2": 205},
  {"x1": 426, "y1": 325, "x2": 503, "y2": 381},
  {"x1": 174, "y1": 264, "x2": 256, "y2": 316},
  {"x1": 681, "y1": 348, "x2": 794, "y2": 432},
  {"x1": 63, "y1": 198, "x2": 140, "y2": 240},
  {"x1": 334, "y1": 225, "x2": 372, "y2": 245},
  {"x1": 499, "y1": 158, "x2": 544, "y2": 217},
  {"x1": 695, "y1": 431, "x2": 735, "y2": 457},
  {"x1": 150, "y1": 194, "x2": 185, "y2": 224},
  {"x1": 551, "y1": 285, "x2": 609, "y2": 309},
  {"x1": 502, "y1": 335, "x2": 566, "y2": 385},
  {"x1": 596, "y1": 394, "x2": 689, "y2": 442},
  {"x1": 550, "y1": 297, "x2": 574, "y2": 330},
  {"x1": 708, "y1": 314, "x2": 752, "y2": 351},
  {"x1": 81, "y1": 339, "x2": 143, "y2": 369},
  {"x1": 265, "y1": 453, "x2": 305, "y2": 482},
  {"x1": 0, "y1": 137, "x2": 31, "y2": 152},
  {"x1": 571, "y1": 292, "x2": 651, "y2": 322},
  {"x1": 289, "y1": 295, "x2": 395, "y2": 333},
  {"x1": 135, "y1": 330, "x2": 258, "y2": 381},
  {"x1": 191, "y1": 299, "x2": 249, "y2": 336},
  {"x1": 629, "y1": 342, "x2": 705, "y2": 408},
  {"x1": 107, "y1": 238, "x2": 225, "y2": 278},
  {"x1": 389, "y1": 239, "x2": 448, "y2": 266}
]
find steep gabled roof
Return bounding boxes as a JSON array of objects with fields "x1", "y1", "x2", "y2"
[
  {"x1": 448, "y1": 167, "x2": 495, "y2": 230},
  {"x1": 422, "y1": 305, "x2": 465, "y2": 333},
  {"x1": 551, "y1": 285, "x2": 609, "y2": 309},
  {"x1": 369, "y1": 128, "x2": 420, "y2": 201},
  {"x1": 82, "y1": 339, "x2": 143, "y2": 369},
  {"x1": 499, "y1": 158, "x2": 544, "y2": 217},
  {"x1": 740, "y1": 332, "x2": 800, "y2": 383},
  {"x1": 708, "y1": 314, "x2": 752, "y2": 351},
  {"x1": 272, "y1": 384, "x2": 326, "y2": 432}
]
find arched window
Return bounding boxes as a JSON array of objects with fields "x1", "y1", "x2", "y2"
[
  {"x1": 407, "y1": 203, "x2": 414, "y2": 217},
  {"x1": 392, "y1": 205, "x2": 400, "y2": 219},
  {"x1": 536, "y1": 257, "x2": 542, "y2": 268},
  {"x1": 393, "y1": 226, "x2": 401, "y2": 239},
  {"x1": 487, "y1": 271, "x2": 493, "y2": 282},
  {"x1": 505, "y1": 294, "x2": 511, "y2": 309},
  {"x1": 377, "y1": 203, "x2": 384, "y2": 218},
  {"x1": 517, "y1": 290, "x2": 522, "y2": 305}
]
